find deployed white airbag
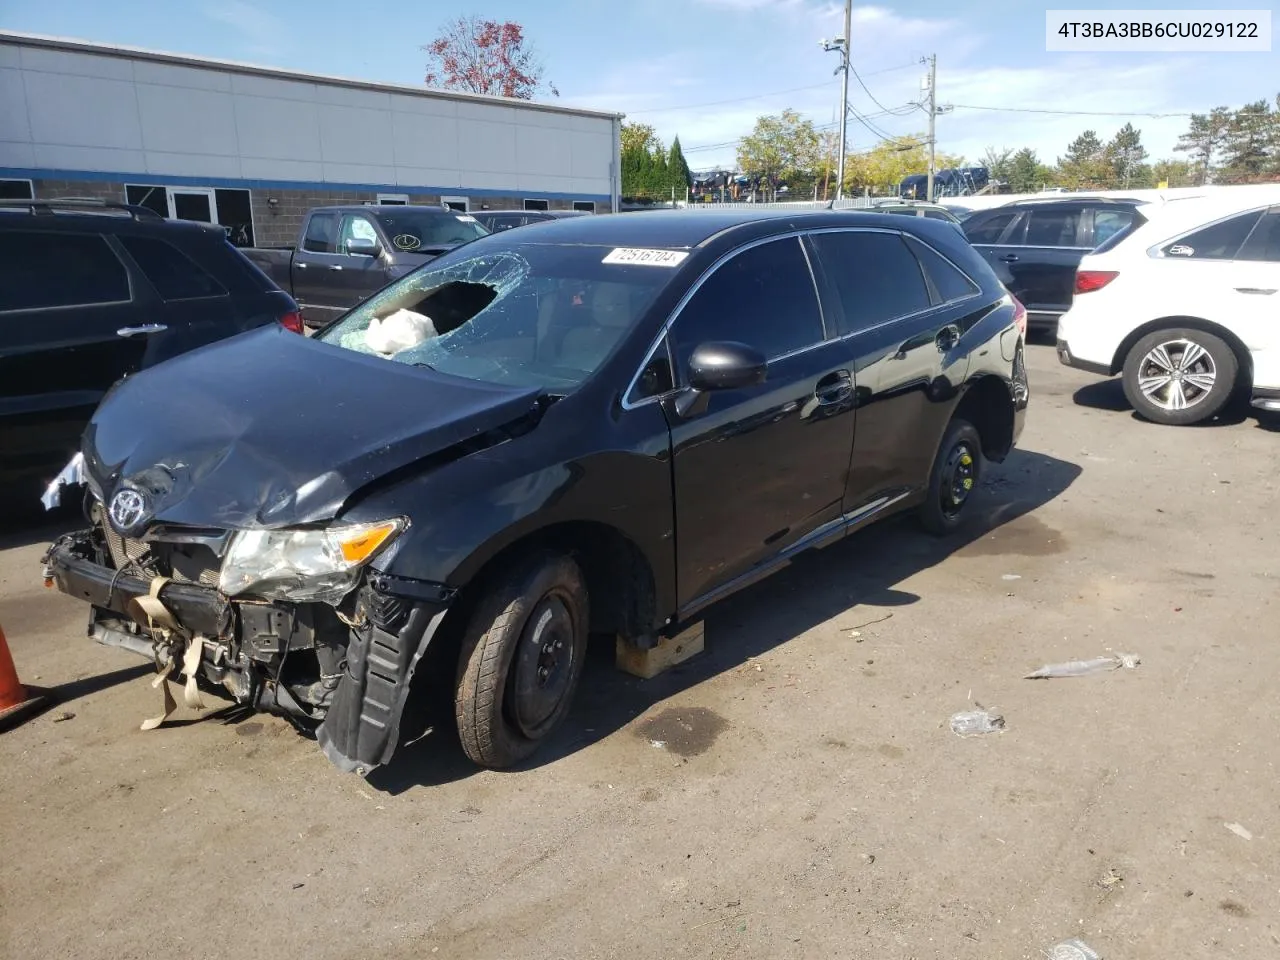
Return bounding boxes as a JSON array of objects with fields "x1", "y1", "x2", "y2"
[{"x1": 364, "y1": 308, "x2": 436, "y2": 355}]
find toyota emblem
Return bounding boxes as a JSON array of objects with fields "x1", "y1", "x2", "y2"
[{"x1": 108, "y1": 488, "x2": 148, "y2": 533}]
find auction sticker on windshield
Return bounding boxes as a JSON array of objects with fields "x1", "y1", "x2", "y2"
[{"x1": 602, "y1": 248, "x2": 689, "y2": 267}]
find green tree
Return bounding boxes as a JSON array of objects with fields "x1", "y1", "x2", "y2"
[
  {"x1": 736, "y1": 109, "x2": 821, "y2": 197},
  {"x1": 1152, "y1": 158, "x2": 1195, "y2": 187},
  {"x1": 1175, "y1": 107, "x2": 1232, "y2": 185},
  {"x1": 1007, "y1": 148, "x2": 1053, "y2": 193},
  {"x1": 1217, "y1": 98, "x2": 1277, "y2": 183},
  {"x1": 1056, "y1": 130, "x2": 1108, "y2": 189},
  {"x1": 621, "y1": 121, "x2": 660, "y2": 155},
  {"x1": 667, "y1": 136, "x2": 693, "y2": 194},
  {"x1": 1104, "y1": 123, "x2": 1151, "y2": 188},
  {"x1": 844, "y1": 136, "x2": 962, "y2": 195},
  {"x1": 980, "y1": 146, "x2": 1015, "y2": 188}
]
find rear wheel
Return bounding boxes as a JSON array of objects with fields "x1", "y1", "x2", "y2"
[
  {"x1": 454, "y1": 552, "x2": 589, "y2": 769},
  {"x1": 1122, "y1": 328, "x2": 1237, "y2": 426},
  {"x1": 919, "y1": 418, "x2": 982, "y2": 536}
]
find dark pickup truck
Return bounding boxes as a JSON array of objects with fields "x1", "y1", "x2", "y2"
[{"x1": 244, "y1": 204, "x2": 489, "y2": 328}]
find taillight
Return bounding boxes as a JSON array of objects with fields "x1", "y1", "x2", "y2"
[
  {"x1": 279, "y1": 310, "x2": 304, "y2": 334},
  {"x1": 1074, "y1": 270, "x2": 1119, "y2": 294},
  {"x1": 1010, "y1": 294, "x2": 1027, "y2": 336}
]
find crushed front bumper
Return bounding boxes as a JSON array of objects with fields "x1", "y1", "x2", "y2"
[{"x1": 42, "y1": 529, "x2": 454, "y2": 776}]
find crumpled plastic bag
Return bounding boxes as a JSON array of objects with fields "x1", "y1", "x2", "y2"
[{"x1": 364, "y1": 308, "x2": 436, "y2": 355}]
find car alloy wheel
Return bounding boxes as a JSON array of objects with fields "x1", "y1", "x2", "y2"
[{"x1": 1136, "y1": 338, "x2": 1217, "y2": 413}]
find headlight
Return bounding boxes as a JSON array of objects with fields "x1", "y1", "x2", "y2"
[{"x1": 218, "y1": 518, "x2": 405, "y2": 604}]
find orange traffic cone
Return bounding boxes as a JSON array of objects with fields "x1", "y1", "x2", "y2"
[{"x1": 0, "y1": 623, "x2": 52, "y2": 731}]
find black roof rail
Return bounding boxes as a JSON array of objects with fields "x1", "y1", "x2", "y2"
[{"x1": 0, "y1": 198, "x2": 165, "y2": 221}]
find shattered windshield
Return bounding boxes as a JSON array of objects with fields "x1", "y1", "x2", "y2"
[
  {"x1": 316, "y1": 243, "x2": 680, "y2": 389},
  {"x1": 374, "y1": 209, "x2": 489, "y2": 251}
]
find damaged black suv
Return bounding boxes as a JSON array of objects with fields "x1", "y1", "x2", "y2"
[{"x1": 42, "y1": 209, "x2": 1028, "y2": 776}]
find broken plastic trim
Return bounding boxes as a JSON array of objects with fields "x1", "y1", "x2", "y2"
[{"x1": 315, "y1": 602, "x2": 451, "y2": 776}]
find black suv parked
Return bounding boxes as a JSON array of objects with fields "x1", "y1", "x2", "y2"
[
  {"x1": 961, "y1": 197, "x2": 1144, "y2": 332},
  {"x1": 1, "y1": 199, "x2": 301, "y2": 506},
  {"x1": 42, "y1": 209, "x2": 1028, "y2": 776}
]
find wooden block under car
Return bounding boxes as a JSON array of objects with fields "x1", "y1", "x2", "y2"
[{"x1": 615, "y1": 622, "x2": 705, "y2": 680}]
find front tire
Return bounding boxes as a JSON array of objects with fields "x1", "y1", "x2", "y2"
[
  {"x1": 454, "y1": 552, "x2": 589, "y2": 769},
  {"x1": 919, "y1": 418, "x2": 982, "y2": 536},
  {"x1": 1122, "y1": 328, "x2": 1237, "y2": 426}
]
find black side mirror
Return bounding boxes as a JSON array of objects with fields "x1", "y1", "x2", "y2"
[
  {"x1": 686, "y1": 341, "x2": 768, "y2": 392},
  {"x1": 674, "y1": 341, "x2": 767, "y2": 418}
]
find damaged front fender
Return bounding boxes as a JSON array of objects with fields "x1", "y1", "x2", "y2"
[{"x1": 316, "y1": 575, "x2": 456, "y2": 775}]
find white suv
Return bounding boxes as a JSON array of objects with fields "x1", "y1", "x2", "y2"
[{"x1": 1056, "y1": 192, "x2": 1280, "y2": 425}]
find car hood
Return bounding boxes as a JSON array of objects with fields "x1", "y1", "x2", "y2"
[{"x1": 83, "y1": 325, "x2": 545, "y2": 529}]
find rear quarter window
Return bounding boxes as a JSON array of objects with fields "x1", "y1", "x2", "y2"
[
  {"x1": 118, "y1": 235, "x2": 227, "y2": 300},
  {"x1": 904, "y1": 236, "x2": 980, "y2": 303},
  {"x1": 1162, "y1": 210, "x2": 1263, "y2": 260}
]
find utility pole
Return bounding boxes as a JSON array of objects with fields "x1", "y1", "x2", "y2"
[
  {"x1": 925, "y1": 53, "x2": 937, "y2": 203},
  {"x1": 920, "y1": 53, "x2": 952, "y2": 202},
  {"x1": 821, "y1": 1, "x2": 852, "y2": 201}
]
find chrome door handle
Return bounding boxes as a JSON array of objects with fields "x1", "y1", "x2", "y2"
[
  {"x1": 296, "y1": 262, "x2": 308, "y2": 269},
  {"x1": 117, "y1": 324, "x2": 168, "y2": 337},
  {"x1": 1235, "y1": 287, "x2": 1276, "y2": 295},
  {"x1": 814, "y1": 371, "x2": 853, "y2": 404},
  {"x1": 329, "y1": 264, "x2": 344, "y2": 272},
  {"x1": 998, "y1": 254, "x2": 1019, "y2": 262}
]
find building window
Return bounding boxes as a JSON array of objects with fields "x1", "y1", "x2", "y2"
[
  {"x1": 573, "y1": 201, "x2": 595, "y2": 213},
  {"x1": 376, "y1": 193, "x2": 409, "y2": 205},
  {"x1": 124, "y1": 184, "x2": 255, "y2": 247},
  {"x1": 0, "y1": 179, "x2": 34, "y2": 201},
  {"x1": 441, "y1": 195, "x2": 468, "y2": 212},
  {"x1": 523, "y1": 199, "x2": 549, "y2": 211}
]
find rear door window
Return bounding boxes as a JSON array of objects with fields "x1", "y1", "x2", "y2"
[
  {"x1": 118, "y1": 235, "x2": 227, "y2": 300},
  {"x1": 671, "y1": 236, "x2": 825, "y2": 367},
  {"x1": 809, "y1": 230, "x2": 932, "y2": 334},
  {"x1": 1024, "y1": 207, "x2": 1084, "y2": 247},
  {"x1": 0, "y1": 230, "x2": 131, "y2": 311},
  {"x1": 1163, "y1": 211, "x2": 1263, "y2": 260},
  {"x1": 964, "y1": 211, "x2": 1018, "y2": 244},
  {"x1": 302, "y1": 214, "x2": 339, "y2": 254}
]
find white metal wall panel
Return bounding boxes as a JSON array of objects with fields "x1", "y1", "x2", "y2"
[{"x1": 0, "y1": 35, "x2": 618, "y2": 201}]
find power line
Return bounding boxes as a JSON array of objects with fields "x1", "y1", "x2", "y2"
[
  {"x1": 625, "y1": 62, "x2": 920, "y2": 117},
  {"x1": 951, "y1": 103, "x2": 1192, "y2": 118}
]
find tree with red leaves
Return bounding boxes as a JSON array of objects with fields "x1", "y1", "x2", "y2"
[{"x1": 423, "y1": 16, "x2": 558, "y2": 100}]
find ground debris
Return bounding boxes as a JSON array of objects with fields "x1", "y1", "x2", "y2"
[
  {"x1": 949, "y1": 709, "x2": 1005, "y2": 737},
  {"x1": 1025, "y1": 653, "x2": 1140, "y2": 679},
  {"x1": 52, "y1": 711, "x2": 75, "y2": 723},
  {"x1": 1047, "y1": 938, "x2": 1102, "y2": 960},
  {"x1": 1224, "y1": 821, "x2": 1253, "y2": 841}
]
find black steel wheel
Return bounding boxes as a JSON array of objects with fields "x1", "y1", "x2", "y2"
[
  {"x1": 454, "y1": 552, "x2": 589, "y2": 769},
  {"x1": 919, "y1": 418, "x2": 983, "y2": 536}
]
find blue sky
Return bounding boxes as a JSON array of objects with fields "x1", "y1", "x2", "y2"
[{"x1": 1, "y1": 0, "x2": 1274, "y2": 171}]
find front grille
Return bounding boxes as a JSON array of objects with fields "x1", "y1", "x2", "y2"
[{"x1": 92, "y1": 500, "x2": 223, "y2": 588}]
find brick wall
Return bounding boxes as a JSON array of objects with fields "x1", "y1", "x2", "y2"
[
  {"x1": 32, "y1": 179, "x2": 125, "y2": 202},
  {"x1": 27, "y1": 180, "x2": 603, "y2": 248}
]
